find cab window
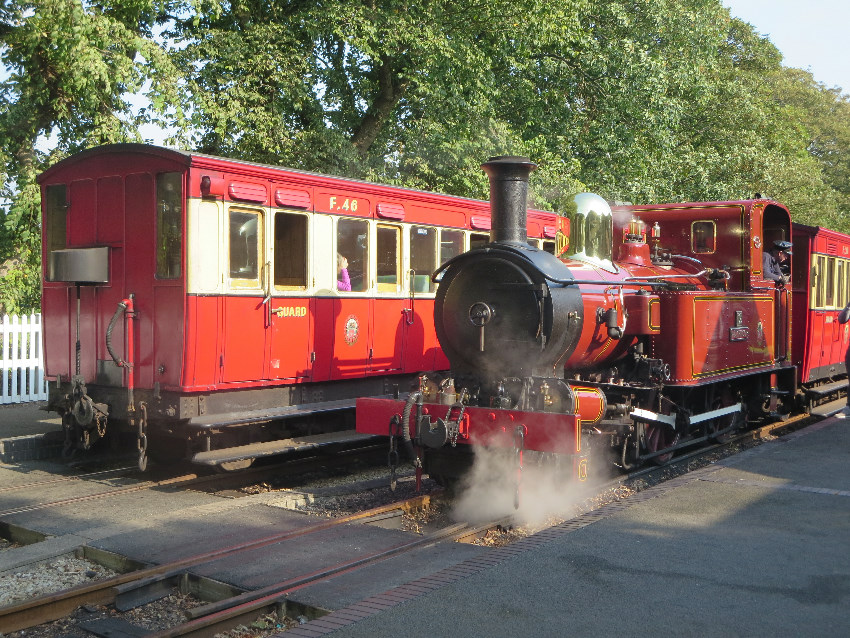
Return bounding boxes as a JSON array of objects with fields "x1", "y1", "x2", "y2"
[
  {"x1": 337, "y1": 218, "x2": 368, "y2": 292},
  {"x1": 229, "y1": 207, "x2": 262, "y2": 287},
  {"x1": 274, "y1": 211, "x2": 308, "y2": 290},
  {"x1": 691, "y1": 221, "x2": 715, "y2": 254}
]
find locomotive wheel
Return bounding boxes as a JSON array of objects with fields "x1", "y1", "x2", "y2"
[
  {"x1": 709, "y1": 409, "x2": 742, "y2": 444},
  {"x1": 643, "y1": 424, "x2": 679, "y2": 465}
]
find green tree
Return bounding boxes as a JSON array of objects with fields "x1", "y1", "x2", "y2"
[
  {"x1": 0, "y1": 0, "x2": 180, "y2": 313},
  {"x1": 2, "y1": 0, "x2": 850, "y2": 313}
]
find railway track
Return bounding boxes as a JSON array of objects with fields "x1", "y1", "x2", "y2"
[
  {"x1": 0, "y1": 492, "x2": 447, "y2": 635},
  {"x1": 0, "y1": 465, "x2": 137, "y2": 495},
  {"x1": 0, "y1": 411, "x2": 826, "y2": 637},
  {"x1": 0, "y1": 443, "x2": 387, "y2": 518}
]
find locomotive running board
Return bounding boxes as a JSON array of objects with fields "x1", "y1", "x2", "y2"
[
  {"x1": 190, "y1": 430, "x2": 379, "y2": 466},
  {"x1": 630, "y1": 403, "x2": 743, "y2": 429}
]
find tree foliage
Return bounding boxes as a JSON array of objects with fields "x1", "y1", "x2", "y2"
[{"x1": 1, "y1": 0, "x2": 849, "y2": 311}]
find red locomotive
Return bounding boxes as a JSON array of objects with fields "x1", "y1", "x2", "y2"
[
  {"x1": 38, "y1": 144, "x2": 560, "y2": 470},
  {"x1": 357, "y1": 156, "x2": 847, "y2": 490}
]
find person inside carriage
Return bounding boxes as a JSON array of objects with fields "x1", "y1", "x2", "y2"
[
  {"x1": 337, "y1": 253, "x2": 351, "y2": 291},
  {"x1": 763, "y1": 240, "x2": 792, "y2": 284}
]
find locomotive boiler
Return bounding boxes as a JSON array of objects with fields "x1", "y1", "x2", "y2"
[{"x1": 356, "y1": 155, "x2": 797, "y2": 486}]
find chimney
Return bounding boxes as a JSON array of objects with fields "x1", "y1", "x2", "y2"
[{"x1": 481, "y1": 156, "x2": 537, "y2": 244}]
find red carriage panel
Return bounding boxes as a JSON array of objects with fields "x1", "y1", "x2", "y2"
[
  {"x1": 316, "y1": 190, "x2": 371, "y2": 217},
  {"x1": 402, "y1": 298, "x2": 440, "y2": 373},
  {"x1": 311, "y1": 298, "x2": 335, "y2": 383},
  {"x1": 221, "y1": 295, "x2": 267, "y2": 383},
  {"x1": 184, "y1": 295, "x2": 221, "y2": 389},
  {"x1": 96, "y1": 176, "x2": 124, "y2": 244},
  {"x1": 268, "y1": 298, "x2": 313, "y2": 381},
  {"x1": 152, "y1": 285, "x2": 185, "y2": 389},
  {"x1": 369, "y1": 299, "x2": 405, "y2": 374},
  {"x1": 331, "y1": 299, "x2": 371, "y2": 378}
]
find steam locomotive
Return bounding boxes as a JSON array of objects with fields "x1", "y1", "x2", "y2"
[{"x1": 356, "y1": 156, "x2": 847, "y2": 488}]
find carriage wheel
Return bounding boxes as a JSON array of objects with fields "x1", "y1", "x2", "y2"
[
  {"x1": 643, "y1": 423, "x2": 679, "y2": 465},
  {"x1": 216, "y1": 458, "x2": 255, "y2": 472}
]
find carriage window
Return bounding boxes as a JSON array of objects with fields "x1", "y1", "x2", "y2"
[
  {"x1": 45, "y1": 184, "x2": 68, "y2": 255},
  {"x1": 156, "y1": 172, "x2": 182, "y2": 279},
  {"x1": 470, "y1": 233, "x2": 489, "y2": 250},
  {"x1": 274, "y1": 211, "x2": 307, "y2": 290},
  {"x1": 826, "y1": 257, "x2": 836, "y2": 307},
  {"x1": 441, "y1": 229, "x2": 464, "y2": 265},
  {"x1": 837, "y1": 261, "x2": 847, "y2": 309},
  {"x1": 229, "y1": 208, "x2": 262, "y2": 286},
  {"x1": 337, "y1": 218, "x2": 368, "y2": 292},
  {"x1": 543, "y1": 240, "x2": 556, "y2": 254},
  {"x1": 411, "y1": 226, "x2": 437, "y2": 293},
  {"x1": 691, "y1": 221, "x2": 715, "y2": 254},
  {"x1": 377, "y1": 225, "x2": 400, "y2": 292}
]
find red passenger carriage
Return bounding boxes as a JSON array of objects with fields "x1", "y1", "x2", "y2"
[
  {"x1": 791, "y1": 224, "x2": 850, "y2": 403},
  {"x1": 38, "y1": 144, "x2": 559, "y2": 470}
]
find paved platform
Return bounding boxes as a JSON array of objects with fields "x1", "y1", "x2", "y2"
[
  {"x1": 280, "y1": 416, "x2": 850, "y2": 637},
  {"x1": 0, "y1": 401, "x2": 64, "y2": 462}
]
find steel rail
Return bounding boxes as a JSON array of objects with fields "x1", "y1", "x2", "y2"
[
  {"x1": 146, "y1": 519, "x2": 481, "y2": 638},
  {"x1": 0, "y1": 465, "x2": 137, "y2": 494},
  {"x1": 0, "y1": 442, "x2": 386, "y2": 517},
  {"x1": 0, "y1": 492, "x2": 437, "y2": 634}
]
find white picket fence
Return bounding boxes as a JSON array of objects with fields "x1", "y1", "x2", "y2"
[{"x1": 1, "y1": 313, "x2": 49, "y2": 404}]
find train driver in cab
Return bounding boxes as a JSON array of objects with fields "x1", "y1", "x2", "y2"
[{"x1": 763, "y1": 240, "x2": 792, "y2": 284}]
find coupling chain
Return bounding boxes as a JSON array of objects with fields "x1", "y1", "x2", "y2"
[{"x1": 137, "y1": 402, "x2": 148, "y2": 453}]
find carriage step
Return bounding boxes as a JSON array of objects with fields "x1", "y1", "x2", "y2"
[
  {"x1": 805, "y1": 380, "x2": 846, "y2": 398},
  {"x1": 187, "y1": 398, "x2": 359, "y2": 429},
  {"x1": 190, "y1": 430, "x2": 378, "y2": 466}
]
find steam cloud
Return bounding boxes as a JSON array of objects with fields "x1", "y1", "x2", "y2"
[{"x1": 450, "y1": 436, "x2": 604, "y2": 526}]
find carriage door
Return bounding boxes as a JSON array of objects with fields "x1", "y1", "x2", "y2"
[
  {"x1": 221, "y1": 206, "x2": 266, "y2": 383},
  {"x1": 331, "y1": 218, "x2": 370, "y2": 378},
  {"x1": 268, "y1": 210, "x2": 312, "y2": 381},
  {"x1": 370, "y1": 224, "x2": 404, "y2": 374}
]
